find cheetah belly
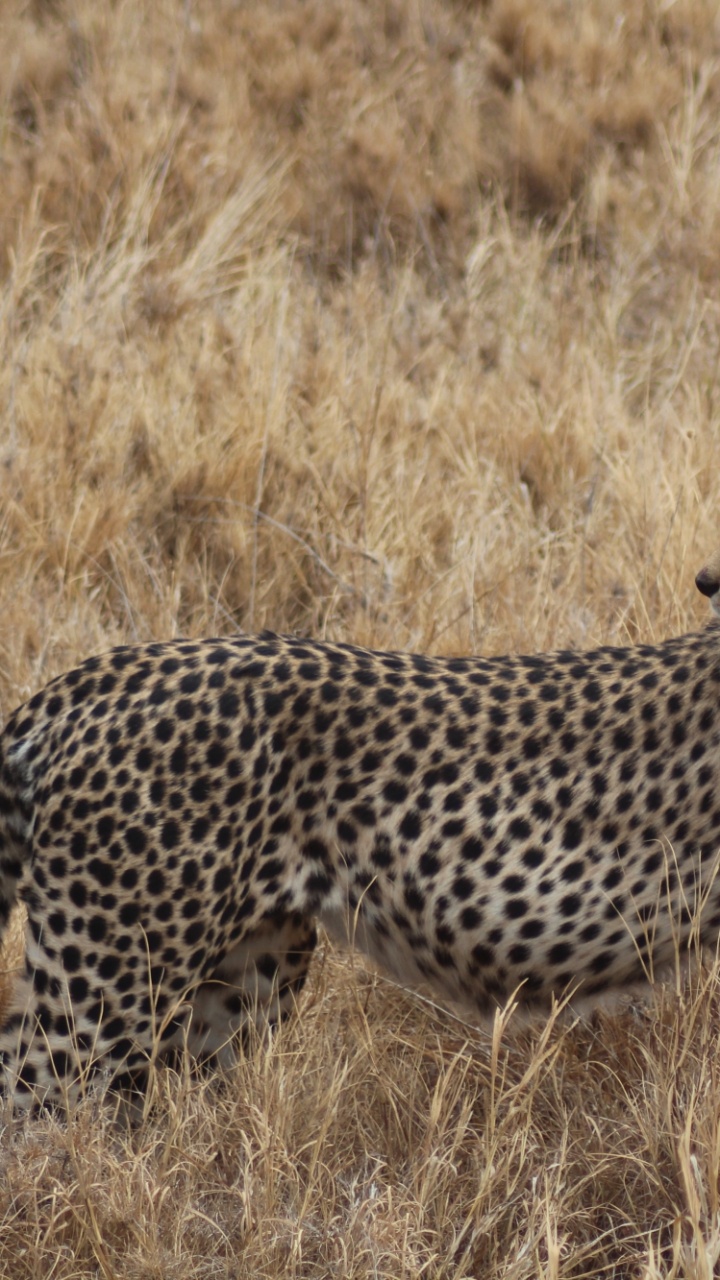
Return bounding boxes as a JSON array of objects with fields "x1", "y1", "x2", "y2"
[{"x1": 319, "y1": 899, "x2": 470, "y2": 1006}]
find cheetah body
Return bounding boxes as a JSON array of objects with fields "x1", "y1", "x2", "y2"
[{"x1": 2, "y1": 602, "x2": 720, "y2": 1104}]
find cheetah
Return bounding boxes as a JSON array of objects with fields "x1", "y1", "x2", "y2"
[{"x1": 2, "y1": 556, "x2": 720, "y2": 1108}]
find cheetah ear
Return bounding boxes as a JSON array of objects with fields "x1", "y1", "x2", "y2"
[{"x1": 695, "y1": 553, "x2": 720, "y2": 617}]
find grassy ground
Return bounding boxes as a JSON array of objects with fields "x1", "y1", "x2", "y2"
[{"x1": 1, "y1": 0, "x2": 720, "y2": 1274}]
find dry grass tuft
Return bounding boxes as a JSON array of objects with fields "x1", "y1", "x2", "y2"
[
  {"x1": 2, "y1": 0, "x2": 720, "y2": 1273},
  {"x1": 4, "y1": 952, "x2": 720, "y2": 1277}
]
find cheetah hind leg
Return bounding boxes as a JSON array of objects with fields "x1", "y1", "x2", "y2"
[
  {"x1": 178, "y1": 913, "x2": 318, "y2": 1069},
  {"x1": 0, "y1": 943, "x2": 154, "y2": 1111},
  {"x1": 0, "y1": 914, "x2": 317, "y2": 1109}
]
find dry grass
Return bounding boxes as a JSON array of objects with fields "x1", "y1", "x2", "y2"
[{"x1": 1, "y1": 0, "x2": 720, "y2": 1273}]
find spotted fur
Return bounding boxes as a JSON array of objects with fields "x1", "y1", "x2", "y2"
[{"x1": 1, "y1": 558, "x2": 720, "y2": 1106}]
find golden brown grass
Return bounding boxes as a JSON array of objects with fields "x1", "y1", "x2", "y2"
[{"x1": 2, "y1": 0, "x2": 720, "y2": 1273}]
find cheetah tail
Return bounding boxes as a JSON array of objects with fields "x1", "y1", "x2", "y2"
[{"x1": 0, "y1": 733, "x2": 36, "y2": 940}]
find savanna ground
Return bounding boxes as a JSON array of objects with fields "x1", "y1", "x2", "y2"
[{"x1": 1, "y1": 0, "x2": 720, "y2": 1275}]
